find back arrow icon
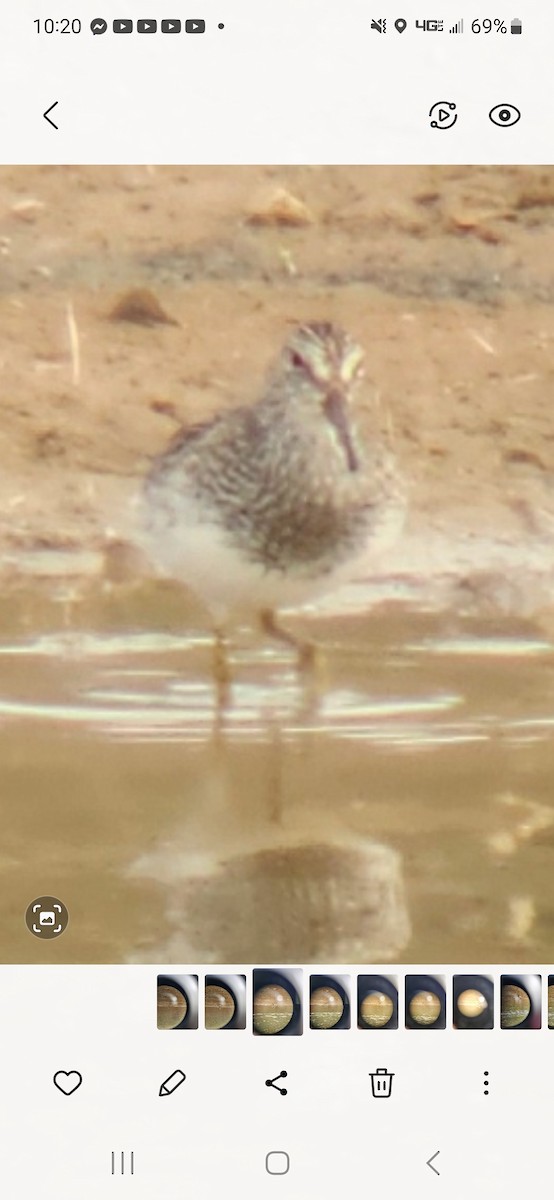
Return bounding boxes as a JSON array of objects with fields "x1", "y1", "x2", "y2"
[
  {"x1": 426, "y1": 1150, "x2": 440, "y2": 1175},
  {"x1": 43, "y1": 102, "x2": 59, "y2": 129}
]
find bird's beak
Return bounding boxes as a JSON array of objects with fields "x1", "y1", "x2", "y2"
[{"x1": 323, "y1": 389, "x2": 359, "y2": 471}]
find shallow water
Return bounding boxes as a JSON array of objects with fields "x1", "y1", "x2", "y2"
[{"x1": 1, "y1": 576, "x2": 554, "y2": 964}]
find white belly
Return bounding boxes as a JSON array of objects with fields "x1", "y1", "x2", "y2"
[{"x1": 134, "y1": 481, "x2": 405, "y2": 622}]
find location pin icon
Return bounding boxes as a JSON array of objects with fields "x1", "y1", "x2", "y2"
[{"x1": 394, "y1": 18, "x2": 407, "y2": 31}]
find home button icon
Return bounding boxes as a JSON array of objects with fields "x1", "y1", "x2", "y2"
[{"x1": 265, "y1": 1151, "x2": 290, "y2": 1176}]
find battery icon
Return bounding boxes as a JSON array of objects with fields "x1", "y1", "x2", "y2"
[{"x1": 510, "y1": 18, "x2": 522, "y2": 33}]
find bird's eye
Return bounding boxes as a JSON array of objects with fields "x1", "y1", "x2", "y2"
[{"x1": 290, "y1": 351, "x2": 305, "y2": 369}]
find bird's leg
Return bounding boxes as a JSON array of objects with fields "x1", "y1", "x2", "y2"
[
  {"x1": 259, "y1": 607, "x2": 314, "y2": 668},
  {"x1": 213, "y1": 626, "x2": 232, "y2": 737},
  {"x1": 259, "y1": 607, "x2": 325, "y2": 714}
]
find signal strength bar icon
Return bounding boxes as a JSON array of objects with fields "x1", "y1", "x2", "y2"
[{"x1": 449, "y1": 18, "x2": 463, "y2": 32}]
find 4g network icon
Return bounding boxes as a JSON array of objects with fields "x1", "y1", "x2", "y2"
[{"x1": 371, "y1": 18, "x2": 446, "y2": 32}]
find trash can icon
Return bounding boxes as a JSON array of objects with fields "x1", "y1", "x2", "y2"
[{"x1": 369, "y1": 1067, "x2": 394, "y2": 1098}]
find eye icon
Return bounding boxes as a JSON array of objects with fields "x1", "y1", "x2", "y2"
[{"x1": 489, "y1": 104, "x2": 521, "y2": 127}]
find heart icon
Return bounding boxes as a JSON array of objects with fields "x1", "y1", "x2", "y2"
[{"x1": 53, "y1": 1070, "x2": 82, "y2": 1095}]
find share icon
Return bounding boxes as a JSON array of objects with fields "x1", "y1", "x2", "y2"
[{"x1": 265, "y1": 1070, "x2": 288, "y2": 1096}]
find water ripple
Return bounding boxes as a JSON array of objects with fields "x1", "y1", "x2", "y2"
[{"x1": 0, "y1": 627, "x2": 552, "y2": 749}]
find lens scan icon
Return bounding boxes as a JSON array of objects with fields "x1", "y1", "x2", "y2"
[
  {"x1": 489, "y1": 104, "x2": 521, "y2": 127},
  {"x1": 25, "y1": 896, "x2": 69, "y2": 938}
]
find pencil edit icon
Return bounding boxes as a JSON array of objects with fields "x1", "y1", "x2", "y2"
[{"x1": 159, "y1": 1069, "x2": 186, "y2": 1097}]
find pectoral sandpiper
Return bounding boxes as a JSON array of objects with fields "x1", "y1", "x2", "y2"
[{"x1": 140, "y1": 321, "x2": 405, "y2": 704}]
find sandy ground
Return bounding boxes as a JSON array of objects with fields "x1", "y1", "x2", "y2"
[{"x1": 1, "y1": 164, "x2": 554, "y2": 618}]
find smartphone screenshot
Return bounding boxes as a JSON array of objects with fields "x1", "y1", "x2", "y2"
[{"x1": 1, "y1": 1, "x2": 553, "y2": 1194}]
